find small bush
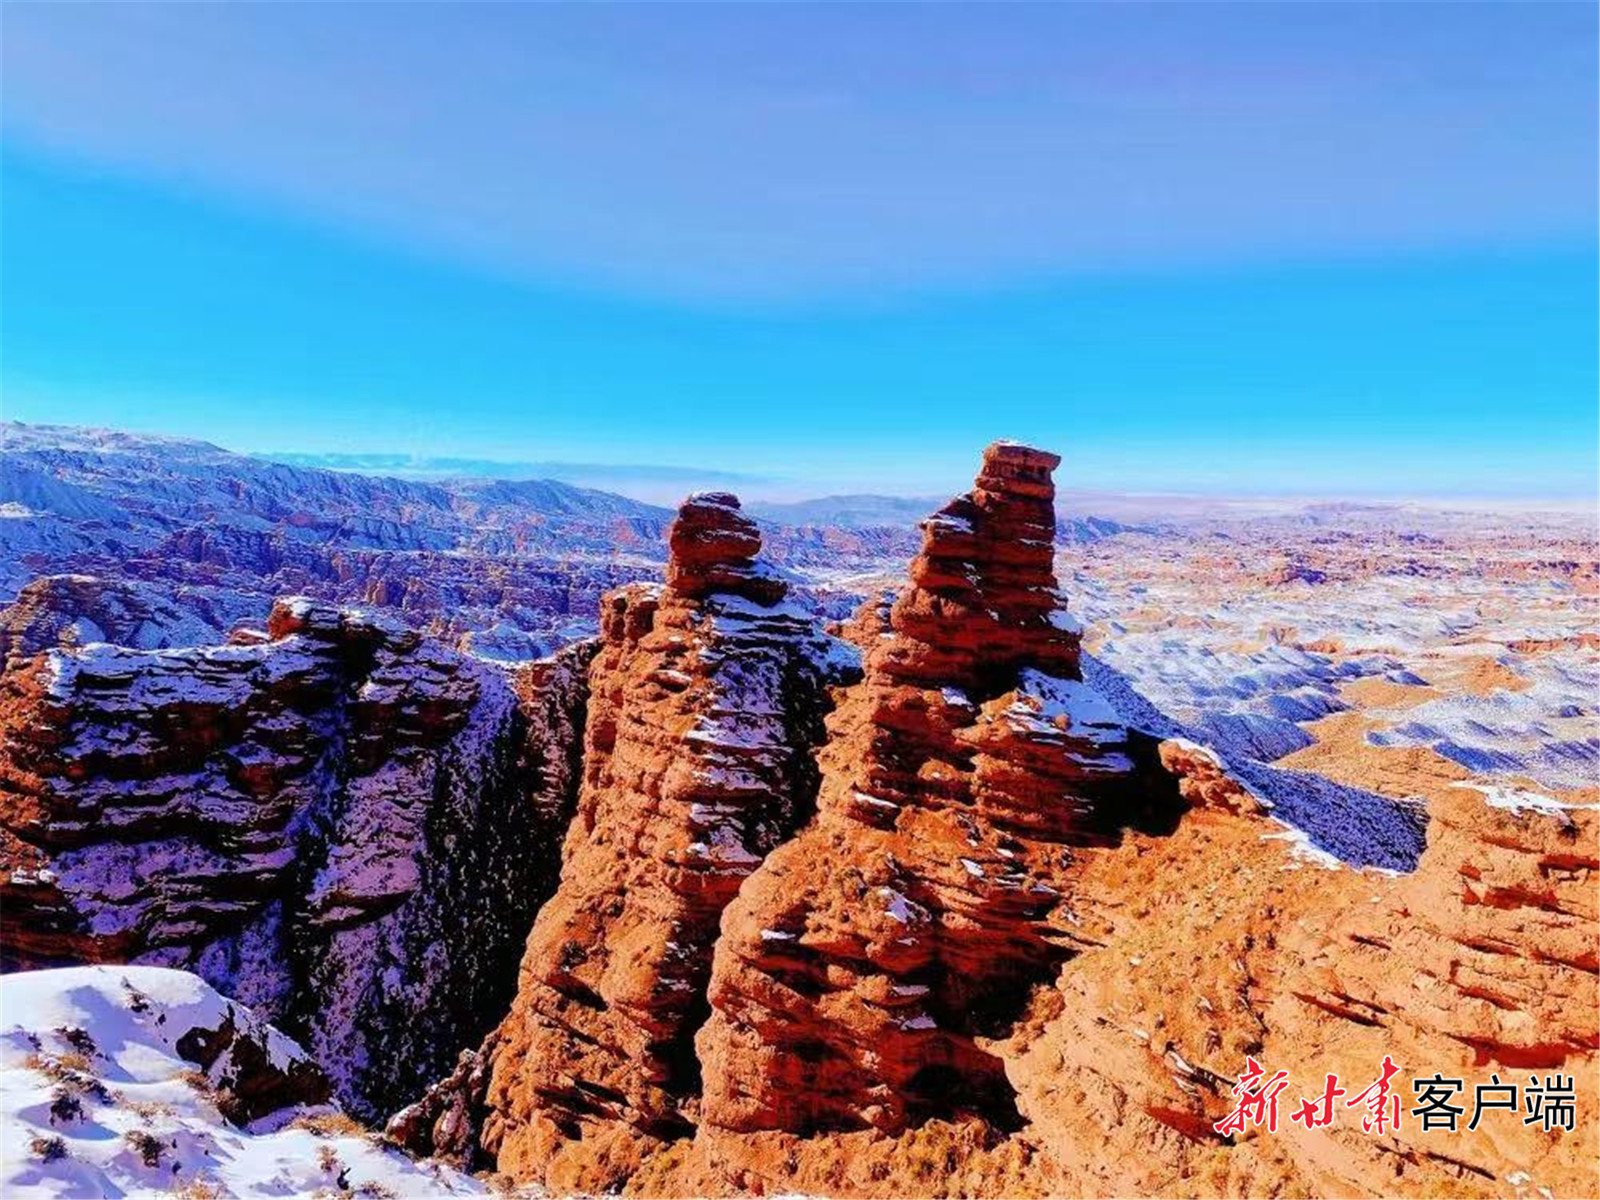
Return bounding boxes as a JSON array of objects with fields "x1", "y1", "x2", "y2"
[
  {"x1": 127, "y1": 1098, "x2": 178, "y2": 1122},
  {"x1": 24, "y1": 1052, "x2": 110, "y2": 1102},
  {"x1": 123, "y1": 1129, "x2": 166, "y2": 1168},
  {"x1": 55, "y1": 1026, "x2": 98, "y2": 1058},
  {"x1": 291, "y1": 1111, "x2": 369, "y2": 1138},
  {"x1": 173, "y1": 1176, "x2": 225, "y2": 1200},
  {"x1": 31, "y1": 1135, "x2": 68, "y2": 1163},
  {"x1": 49, "y1": 1087, "x2": 84, "y2": 1125},
  {"x1": 179, "y1": 1068, "x2": 215, "y2": 1096}
]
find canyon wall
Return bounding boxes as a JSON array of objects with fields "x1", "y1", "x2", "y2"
[
  {"x1": 456, "y1": 494, "x2": 861, "y2": 1191},
  {"x1": 0, "y1": 594, "x2": 592, "y2": 1120},
  {"x1": 459, "y1": 445, "x2": 1595, "y2": 1199},
  {"x1": 3, "y1": 439, "x2": 1593, "y2": 1199}
]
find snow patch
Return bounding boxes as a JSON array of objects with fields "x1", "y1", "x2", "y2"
[
  {"x1": 0, "y1": 966, "x2": 490, "y2": 1199},
  {"x1": 1453, "y1": 781, "x2": 1600, "y2": 815}
]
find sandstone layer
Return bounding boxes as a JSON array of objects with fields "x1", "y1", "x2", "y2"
[
  {"x1": 689, "y1": 442, "x2": 1178, "y2": 1140},
  {"x1": 0, "y1": 594, "x2": 593, "y2": 1120},
  {"x1": 7, "y1": 433, "x2": 1595, "y2": 1199},
  {"x1": 450, "y1": 493, "x2": 860, "y2": 1191},
  {"x1": 474, "y1": 444, "x2": 1595, "y2": 1199},
  {"x1": 622, "y1": 445, "x2": 1598, "y2": 1199}
]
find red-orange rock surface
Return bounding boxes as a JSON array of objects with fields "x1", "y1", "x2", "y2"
[
  {"x1": 690, "y1": 442, "x2": 1174, "y2": 1140},
  {"x1": 467, "y1": 493, "x2": 859, "y2": 1191},
  {"x1": 12, "y1": 437, "x2": 1597, "y2": 1198},
  {"x1": 630, "y1": 788, "x2": 1595, "y2": 1200},
  {"x1": 500, "y1": 445, "x2": 1595, "y2": 1199}
]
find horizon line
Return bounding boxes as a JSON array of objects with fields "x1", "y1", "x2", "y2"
[{"x1": 5, "y1": 418, "x2": 1594, "y2": 516}]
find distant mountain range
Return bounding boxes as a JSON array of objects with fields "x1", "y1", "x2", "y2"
[
  {"x1": 1, "y1": 422, "x2": 686, "y2": 652},
  {"x1": 748, "y1": 492, "x2": 1152, "y2": 544},
  {"x1": 1, "y1": 422, "x2": 673, "y2": 583},
  {"x1": 23, "y1": 420, "x2": 1572, "y2": 662},
  {"x1": 0, "y1": 424, "x2": 907, "y2": 653},
  {"x1": 264, "y1": 448, "x2": 773, "y2": 505},
  {"x1": 0, "y1": 421, "x2": 1170, "y2": 658}
]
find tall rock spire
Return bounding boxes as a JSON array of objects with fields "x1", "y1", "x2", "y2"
[
  {"x1": 694, "y1": 443, "x2": 1142, "y2": 1138},
  {"x1": 472, "y1": 493, "x2": 854, "y2": 1192},
  {"x1": 879, "y1": 441, "x2": 1078, "y2": 691}
]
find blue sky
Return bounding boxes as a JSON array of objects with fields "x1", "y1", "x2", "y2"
[{"x1": 2, "y1": 2, "x2": 1595, "y2": 499}]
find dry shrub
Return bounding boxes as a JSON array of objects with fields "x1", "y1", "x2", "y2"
[
  {"x1": 291, "y1": 1111, "x2": 370, "y2": 1138},
  {"x1": 173, "y1": 1175, "x2": 226, "y2": 1199},
  {"x1": 122, "y1": 1128, "x2": 166, "y2": 1168}
]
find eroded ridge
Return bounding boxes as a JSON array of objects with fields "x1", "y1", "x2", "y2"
[
  {"x1": 476, "y1": 492, "x2": 859, "y2": 1191},
  {"x1": 0, "y1": 596, "x2": 589, "y2": 1120},
  {"x1": 694, "y1": 442, "x2": 1167, "y2": 1138}
]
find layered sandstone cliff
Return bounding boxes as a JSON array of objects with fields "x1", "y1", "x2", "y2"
[
  {"x1": 626, "y1": 782, "x2": 1595, "y2": 1200},
  {"x1": 0, "y1": 594, "x2": 593, "y2": 1120},
  {"x1": 618, "y1": 451, "x2": 1597, "y2": 1198},
  {"x1": 431, "y1": 493, "x2": 861, "y2": 1191},
  {"x1": 453, "y1": 444, "x2": 1594, "y2": 1200},
  {"x1": 690, "y1": 442, "x2": 1173, "y2": 1139},
  {"x1": 6, "y1": 439, "x2": 1594, "y2": 1200}
]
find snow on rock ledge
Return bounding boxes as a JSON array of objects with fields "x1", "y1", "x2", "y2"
[
  {"x1": 1, "y1": 966, "x2": 491, "y2": 1199},
  {"x1": 0, "y1": 597, "x2": 593, "y2": 1123}
]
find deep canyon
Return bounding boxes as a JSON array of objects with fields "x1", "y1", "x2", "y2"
[{"x1": 2, "y1": 432, "x2": 1595, "y2": 1199}]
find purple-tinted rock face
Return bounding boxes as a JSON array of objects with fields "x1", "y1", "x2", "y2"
[
  {"x1": 0, "y1": 422, "x2": 914, "y2": 659},
  {"x1": 0, "y1": 594, "x2": 596, "y2": 1121}
]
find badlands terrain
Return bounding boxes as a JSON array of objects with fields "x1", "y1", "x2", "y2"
[{"x1": 1, "y1": 424, "x2": 1595, "y2": 1199}]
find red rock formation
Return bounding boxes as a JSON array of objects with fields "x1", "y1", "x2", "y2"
[
  {"x1": 627, "y1": 788, "x2": 1595, "y2": 1200},
  {"x1": 0, "y1": 595, "x2": 593, "y2": 1121},
  {"x1": 386, "y1": 1043, "x2": 496, "y2": 1170},
  {"x1": 466, "y1": 492, "x2": 857, "y2": 1192},
  {"x1": 610, "y1": 446, "x2": 1593, "y2": 1200},
  {"x1": 607, "y1": 459, "x2": 1596, "y2": 1200},
  {"x1": 689, "y1": 442, "x2": 1165, "y2": 1141},
  {"x1": 14, "y1": 437, "x2": 1595, "y2": 1199},
  {"x1": 968, "y1": 779, "x2": 1598, "y2": 1200},
  {"x1": 172, "y1": 991, "x2": 334, "y2": 1125},
  {"x1": 0, "y1": 574, "x2": 228, "y2": 664},
  {"x1": 876, "y1": 442, "x2": 1077, "y2": 688},
  {"x1": 664, "y1": 492, "x2": 788, "y2": 604}
]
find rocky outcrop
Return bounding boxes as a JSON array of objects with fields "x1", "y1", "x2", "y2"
[
  {"x1": 386, "y1": 1044, "x2": 497, "y2": 1170},
  {"x1": 630, "y1": 785, "x2": 1596, "y2": 1200},
  {"x1": 1, "y1": 965, "x2": 486, "y2": 1198},
  {"x1": 10, "y1": 431, "x2": 1596, "y2": 1199},
  {"x1": 608, "y1": 451, "x2": 1596, "y2": 1200},
  {"x1": 0, "y1": 596, "x2": 593, "y2": 1121},
  {"x1": 171, "y1": 988, "x2": 333, "y2": 1125},
  {"x1": 455, "y1": 494, "x2": 859, "y2": 1192},
  {"x1": 978, "y1": 780, "x2": 1599, "y2": 1200},
  {"x1": 554, "y1": 445, "x2": 1592, "y2": 1200},
  {"x1": 0, "y1": 574, "x2": 235, "y2": 663},
  {"x1": 690, "y1": 443, "x2": 1174, "y2": 1139}
]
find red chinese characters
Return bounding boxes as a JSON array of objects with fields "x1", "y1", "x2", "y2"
[
  {"x1": 1346, "y1": 1055, "x2": 1402, "y2": 1135},
  {"x1": 1213, "y1": 1057, "x2": 1293, "y2": 1136},
  {"x1": 1290, "y1": 1072, "x2": 1346, "y2": 1129}
]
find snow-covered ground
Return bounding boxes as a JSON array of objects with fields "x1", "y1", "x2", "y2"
[
  {"x1": 1065, "y1": 532, "x2": 1599, "y2": 793},
  {"x1": 1, "y1": 967, "x2": 495, "y2": 1199}
]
